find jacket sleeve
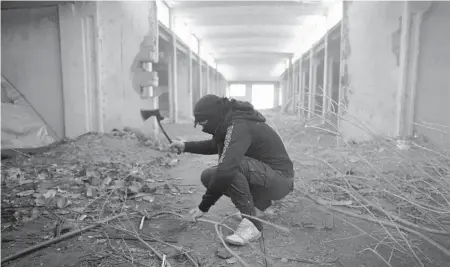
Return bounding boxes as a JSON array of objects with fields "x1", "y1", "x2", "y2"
[
  {"x1": 198, "y1": 121, "x2": 252, "y2": 212},
  {"x1": 184, "y1": 139, "x2": 218, "y2": 155}
]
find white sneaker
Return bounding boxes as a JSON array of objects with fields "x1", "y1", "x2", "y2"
[{"x1": 225, "y1": 218, "x2": 261, "y2": 246}]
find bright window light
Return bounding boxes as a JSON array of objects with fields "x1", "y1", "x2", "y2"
[
  {"x1": 174, "y1": 17, "x2": 192, "y2": 46},
  {"x1": 156, "y1": 0, "x2": 170, "y2": 28},
  {"x1": 252, "y1": 84, "x2": 275, "y2": 110},
  {"x1": 229, "y1": 84, "x2": 246, "y2": 97},
  {"x1": 290, "y1": 0, "x2": 343, "y2": 59},
  {"x1": 278, "y1": 88, "x2": 283, "y2": 106},
  {"x1": 190, "y1": 35, "x2": 199, "y2": 54},
  {"x1": 271, "y1": 62, "x2": 287, "y2": 77}
]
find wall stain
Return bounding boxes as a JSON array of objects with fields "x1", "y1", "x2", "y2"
[
  {"x1": 129, "y1": 1, "x2": 158, "y2": 97},
  {"x1": 339, "y1": 0, "x2": 351, "y2": 114}
]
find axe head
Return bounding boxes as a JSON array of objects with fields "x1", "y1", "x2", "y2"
[{"x1": 140, "y1": 109, "x2": 164, "y2": 122}]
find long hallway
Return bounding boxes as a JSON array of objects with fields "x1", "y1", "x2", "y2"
[{"x1": 2, "y1": 1, "x2": 450, "y2": 267}]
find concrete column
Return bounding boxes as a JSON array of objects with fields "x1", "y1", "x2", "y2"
[
  {"x1": 282, "y1": 73, "x2": 288, "y2": 106},
  {"x1": 169, "y1": 12, "x2": 178, "y2": 123},
  {"x1": 301, "y1": 66, "x2": 307, "y2": 116},
  {"x1": 188, "y1": 47, "x2": 193, "y2": 118},
  {"x1": 245, "y1": 83, "x2": 253, "y2": 103},
  {"x1": 308, "y1": 49, "x2": 314, "y2": 119},
  {"x1": 59, "y1": 2, "x2": 101, "y2": 137},
  {"x1": 273, "y1": 83, "x2": 280, "y2": 108},
  {"x1": 292, "y1": 61, "x2": 297, "y2": 113},
  {"x1": 175, "y1": 52, "x2": 190, "y2": 120},
  {"x1": 206, "y1": 65, "x2": 210, "y2": 94},
  {"x1": 198, "y1": 43, "x2": 203, "y2": 97},
  {"x1": 287, "y1": 59, "x2": 292, "y2": 111},
  {"x1": 328, "y1": 57, "x2": 335, "y2": 113},
  {"x1": 215, "y1": 64, "x2": 219, "y2": 95},
  {"x1": 396, "y1": 1, "x2": 412, "y2": 137},
  {"x1": 404, "y1": 2, "x2": 432, "y2": 137},
  {"x1": 90, "y1": 1, "x2": 160, "y2": 134},
  {"x1": 322, "y1": 32, "x2": 329, "y2": 122},
  {"x1": 298, "y1": 57, "x2": 304, "y2": 116}
]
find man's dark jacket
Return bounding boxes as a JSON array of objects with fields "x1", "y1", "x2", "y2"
[{"x1": 184, "y1": 101, "x2": 294, "y2": 212}]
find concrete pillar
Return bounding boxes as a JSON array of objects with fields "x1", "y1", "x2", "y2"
[
  {"x1": 308, "y1": 49, "x2": 314, "y2": 119},
  {"x1": 93, "y1": 1, "x2": 160, "y2": 134},
  {"x1": 169, "y1": 12, "x2": 178, "y2": 123},
  {"x1": 396, "y1": 1, "x2": 412, "y2": 138},
  {"x1": 282, "y1": 73, "x2": 288, "y2": 106},
  {"x1": 273, "y1": 83, "x2": 280, "y2": 108},
  {"x1": 188, "y1": 47, "x2": 193, "y2": 118},
  {"x1": 292, "y1": 61, "x2": 297, "y2": 113},
  {"x1": 206, "y1": 65, "x2": 210, "y2": 94},
  {"x1": 339, "y1": 1, "x2": 405, "y2": 141},
  {"x1": 298, "y1": 57, "x2": 304, "y2": 116},
  {"x1": 215, "y1": 64, "x2": 219, "y2": 95},
  {"x1": 322, "y1": 32, "x2": 329, "y2": 122},
  {"x1": 176, "y1": 52, "x2": 190, "y2": 120},
  {"x1": 245, "y1": 83, "x2": 252, "y2": 103},
  {"x1": 198, "y1": 43, "x2": 203, "y2": 97}
]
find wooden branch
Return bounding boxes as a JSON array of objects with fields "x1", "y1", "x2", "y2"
[{"x1": 1, "y1": 213, "x2": 126, "y2": 264}]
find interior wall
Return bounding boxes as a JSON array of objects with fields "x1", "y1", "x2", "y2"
[
  {"x1": 303, "y1": 61, "x2": 310, "y2": 112},
  {"x1": 157, "y1": 37, "x2": 170, "y2": 115},
  {"x1": 192, "y1": 59, "x2": 200, "y2": 107},
  {"x1": 58, "y1": 2, "x2": 102, "y2": 137},
  {"x1": 414, "y1": 2, "x2": 450, "y2": 147},
  {"x1": 97, "y1": 1, "x2": 158, "y2": 134},
  {"x1": 329, "y1": 37, "x2": 341, "y2": 115},
  {"x1": 201, "y1": 65, "x2": 208, "y2": 96},
  {"x1": 315, "y1": 59, "x2": 324, "y2": 115},
  {"x1": 176, "y1": 49, "x2": 191, "y2": 120},
  {"x1": 340, "y1": 1, "x2": 403, "y2": 141},
  {"x1": 1, "y1": 6, "x2": 65, "y2": 139}
]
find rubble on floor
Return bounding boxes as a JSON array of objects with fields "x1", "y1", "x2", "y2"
[
  {"x1": 1, "y1": 130, "x2": 198, "y2": 266},
  {"x1": 263, "y1": 109, "x2": 450, "y2": 266}
]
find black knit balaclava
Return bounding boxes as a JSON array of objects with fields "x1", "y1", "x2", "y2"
[{"x1": 194, "y1": 94, "x2": 227, "y2": 135}]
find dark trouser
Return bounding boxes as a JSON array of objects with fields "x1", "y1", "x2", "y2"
[{"x1": 201, "y1": 156, "x2": 294, "y2": 231}]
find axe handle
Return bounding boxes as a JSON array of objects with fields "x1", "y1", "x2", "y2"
[{"x1": 156, "y1": 119, "x2": 181, "y2": 155}]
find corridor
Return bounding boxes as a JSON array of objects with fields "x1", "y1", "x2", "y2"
[{"x1": 2, "y1": 1, "x2": 450, "y2": 267}]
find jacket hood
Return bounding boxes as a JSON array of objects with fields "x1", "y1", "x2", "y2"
[{"x1": 230, "y1": 100, "x2": 266, "y2": 123}]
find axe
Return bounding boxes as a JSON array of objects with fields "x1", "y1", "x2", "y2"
[{"x1": 140, "y1": 109, "x2": 181, "y2": 154}]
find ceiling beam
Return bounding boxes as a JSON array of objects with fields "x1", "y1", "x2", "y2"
[
  {"x1": 214, "y1": 52, "x2": 293, "y2": 59},
  {"x1": 206, "y1": 36, "x2": 292, "y2": 42},
  {"x1": 212, "y1": 46, "x2": 293, "y2": 54},
  {"x1": 184, "y1": 16, "x2": 317, "y2": 27},
  {"x1": 173, "y1": 6, "x2": 324, "y2": 18},
  {"x1": 171, "y1": 1, "x2": 322, "y2": 10},
  {"x1": 206, "y1": 36, "x2": 294, "y2": 47},
  {"x1": 193, "y1": 25, "x2": 307, "y2": 40},
  {"x1": 198, "y1": 30, "x2": 298, "y2": 39}
]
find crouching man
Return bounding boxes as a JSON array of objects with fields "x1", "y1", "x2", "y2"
[{"x1": 170, "y1": 94, "x2": 294, "y2": 246}]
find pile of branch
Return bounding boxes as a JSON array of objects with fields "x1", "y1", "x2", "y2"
[{"x1": 291, "y1": 92, "x2": 450, "y2": 267}]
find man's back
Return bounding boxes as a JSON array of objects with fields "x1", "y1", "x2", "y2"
[{"x1": 238, "y1": 119, "x2": 294, "y2": 178}]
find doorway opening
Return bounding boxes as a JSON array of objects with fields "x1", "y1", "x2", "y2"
[{"x1": 251, "y1": 84, "x2": 274, "y2": 110}]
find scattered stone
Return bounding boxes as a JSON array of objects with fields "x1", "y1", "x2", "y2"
[
  {"x1": 226, "y1": 257, "x2": 237, "y2": 264},
  {"x1": 216, "y1": 247, "x2": 233, "y2": 259},
  {"x1": 86, "y1": 186, "x2": 97, "y2": 198},
  {"x1": 16, "y1": 190, "x2": 35, "y2": 197},
  {"x1": 143, "y1": 195, "x2": 155, "y2": 203}
]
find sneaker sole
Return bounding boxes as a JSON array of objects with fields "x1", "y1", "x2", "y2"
[{"x1": 225, "y1": 232, "x2": 262, "y2": 246}]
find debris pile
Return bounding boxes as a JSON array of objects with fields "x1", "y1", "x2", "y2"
[
  {"x1": 0, "y1": 131, "x2": 204, "y2": 266},
  {"x1": 263, "y1": 107, "x2": 450, "y2": 267}
]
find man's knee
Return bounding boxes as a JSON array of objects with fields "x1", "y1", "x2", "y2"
[{"x1": 200, "y1": 167, "x2": 216, "y2": 187}]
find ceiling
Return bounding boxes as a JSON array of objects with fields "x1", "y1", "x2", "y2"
[{"x1": 167, "y1": 0, "x2": 338, "y2": 82}]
